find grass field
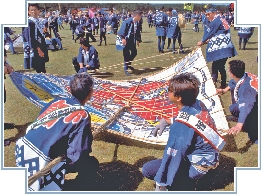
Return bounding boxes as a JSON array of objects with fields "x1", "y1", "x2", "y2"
[{"x1": 3, "y1": 20, "x2": 259, "y2": 191}]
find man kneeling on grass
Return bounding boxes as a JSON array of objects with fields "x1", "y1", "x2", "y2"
[
  {"x1": 15, "y1": 73, "x2": 99, "y2": 191},
  {"x1": 142, "y1": 73, "x2": 225, "y2": 191},
  {"x1": 72, "y1": 38, "x2": 100, "y2": 74},
  {"x1": 216, "y1": 60, "x2": 258, "y2": 144}
]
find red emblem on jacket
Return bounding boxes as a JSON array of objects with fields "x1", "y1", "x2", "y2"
[{"x1": 38, "y1": 100, "x2": 88, "y2": 129}]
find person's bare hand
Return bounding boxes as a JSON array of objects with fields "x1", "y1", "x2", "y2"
[
  {"x1": 228, "y1": 123, "x2": 243, "y2": 135},
  {"x1": 197, "y1": 41, "x2": 203, "y2": 46},
  {"x1": 122, "y1": 38, "x2": 126, "y2": 46},
  {"x1": 37, "y1": 47, "x2": 44, "y2": 57}
]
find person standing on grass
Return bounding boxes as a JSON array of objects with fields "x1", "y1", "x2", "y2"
[
  {"x1": 191, "y1": 11, "x2": 200, "y2": 32},
  {"x1": 27, "y1": 3, "x2": 49, "y2": 73},
  {"x1": 238, "y1": 27, "x2": 255, "y2": 50},
  {"x1": 197, "y1": 8, "x2": 237, "y2": 89},
  {"x1": 166, "y1": 10, "x2": 182, "y2": 54},
  {"x1": 216, "y1": 60, "x2": 258, "y2": 144},
  {"x1": 142, "y1": 73, "x2": 224, "y2": 191},
  {"x1": 166, "y1": 7, "x2": 172, "y2": 51},
  {"x1": 154, "y1": 6, "x2": 168, "y2": 53},
  {"x1": 147, "y1": 11, "x2": 153, "y2": 28},
  {"x1": 92, "y1": 13, "x2": 99, "y2": 35},
  {"x1": 117, "y1": 10, "x2": 142, "y2": 76},
  {"x1": 97, "y1": 12, "x2": 107, "y2": 46},
  {"x1": 15, "y1": 73, "x2": 99, "y2": 191},
  {"x1": 69, "y1": 14, "x2": 80, "y2": 41},
  {"x1": 109, "y1": 10, "x2": 118, "y2": 35},
  {"x1": 84, "y1": 14, "x2": 97, "y2": 44}
]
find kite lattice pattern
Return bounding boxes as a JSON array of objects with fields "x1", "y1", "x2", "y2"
[{"x1": 10, "y1": 47, "x2": 228, "y2": 145}]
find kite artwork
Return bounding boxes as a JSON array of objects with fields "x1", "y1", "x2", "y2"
[{"x1": 10, "y1": 47, "x2": 229, "y2": 145}]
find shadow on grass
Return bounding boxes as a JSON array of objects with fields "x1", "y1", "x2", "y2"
[
  {"x1": 63, "y1": 144, "x2": 236, "y2": 191},
  {"x1": 14, "y1": 69, "x2": 36, "y2": 73},
  {"x1": 247, "y1": 41, "x2": 257, "y2": 44},
  {"x1": 90, "y1": 71, "x2": 114, "y2": 79},
  {"x1": 4, "y1": 122, "x2": 31, "y2": 144},
  {"x1": 132, "y1": 67, "x2": 165, "y2": 76},
  {"x1": 221, "y1": 134, "x2": 238, "y2": 152},
  {"x1": 195, "y1": 154, "x2": 236, "y2": 191},
  {"x1": 63, "y1": 143, "x2": 158, "y2": 191},
  {"x1": 142, "y1": 40, "x2": 155, "y2": 43},
  {"x1": 240, "y1": 48, "x2": 258, "y2": 50}
]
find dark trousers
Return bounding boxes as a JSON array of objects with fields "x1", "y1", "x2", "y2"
[
  {"x1": 158, "y1": 36, "x2": 166, "y2": 52},
  {"x1": 93, "y1": 26, "x2": 99, "y2": 35},
  {"x1": 229, "y1": 99, "x2": 258, "y2": 142},
  {"x1": 99, "y1": 31, "x2": 106, "y2": 43},
  {"x1": 211, "y1": 57, "x2": 228, "y2": 87},
  {"x1": 66, "y1": 154, "x2": 99, "y2": 178},
  {"x1": 167, "y1": 38, "x2": 177, "y2": 51},
  {"x1": 72, "y1": 57, "x2": 96, "y2": 73},
  {"x1": 71, "y1": 29, "x2": 76, "y2": 40},
  {"x1": 33, "y1": 57, "x2": 46, "y2": 73},
  {"x1": 142, "y1": 158, "x2": 197, "y2": 191},
  {"x1": 194, "y1": 24, "x2": 199, "y2": 32},
  {"x1": 85, "y1": 32, "x2": 96, "y2": 43},
  {"x1": 239, "y1": 37, "x2": 248, "y2": 49},
  {"x1": 75, "y1": 33, "x2": 85, "y2": 41},
  {"x1": 50, "y1": 26, "x2": 60, "y2": 39},
  {"x1": 123, "y1": 43, "x2": 137, "y2": 71}
]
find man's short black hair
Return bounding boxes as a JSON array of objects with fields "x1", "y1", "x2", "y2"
[
  {"x1": 80, "y1": 38, "x2": 91, "y2": 47},
  {"x1": 228, "y1": 60, "x2": 245, "y2": 78},
  {"x1": 28, "y1": 3, "x2": 40, "y2": 11},
  {"x1": 168, "y1": 7, "x2": 173, "y2": 12},
  {"x1": 168, "y1": 73, "x2": 200, "y2": 106},
  {"x1": 70, "y1": 73, "x2": 94, "y2": 101}
]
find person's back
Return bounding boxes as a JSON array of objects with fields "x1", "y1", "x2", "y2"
[
  {"x1": 15, "y1": 73, "x2": 98, "y2": 191},
  {"x1": 155, "y1": 10, "x2": 167, "y2": 27}
]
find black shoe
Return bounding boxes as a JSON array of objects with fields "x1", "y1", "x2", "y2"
[
  {"x1": 92, "y1": 39, "x2": 96, "y2": 42},
  {"x1": 159, "y1": 50, "x2": 164, "y2": 53},
  {"x1": 4, "y1": 123, "x2": 15, "y2": 130},
  {"x1": 128, "y1": 66, "x2": 135, "y2": 71}
]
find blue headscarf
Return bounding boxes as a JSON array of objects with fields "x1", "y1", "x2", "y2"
[{"x1": 172, "y1": 9, "x2": 178, "y2": 16}]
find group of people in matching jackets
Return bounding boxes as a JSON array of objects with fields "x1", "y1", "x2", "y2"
[{"x1": 5, "y1": 3, "x2": 258, "y2": 192}]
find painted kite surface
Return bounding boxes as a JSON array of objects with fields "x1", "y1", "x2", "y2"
[{"x1": 10, "y1": 47, "x2": 229, "y2": 145}]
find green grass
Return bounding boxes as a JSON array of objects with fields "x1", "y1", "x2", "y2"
[{"x1": 3, "y1": 21, "x2": 259, "y2": 191}]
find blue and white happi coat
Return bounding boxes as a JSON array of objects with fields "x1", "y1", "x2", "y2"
[
  {"x1": 167, "y1": 16, "x2": 179, "y2": 39},
  {"x1": 154, "y1": 99, "x2": 223, "y2": 186},
  {"x1": 238, "y1": 27, "x2": 254, "y2": 38},
  {"x1": 15, "y1": 97, "x2": 93, "y2": 191},
  {"x1": 202, "y1": 16, "x2": 237, "y2": 62},
  {"x1": 228, "y1": 72, "x2": 258, "y2": 124}
]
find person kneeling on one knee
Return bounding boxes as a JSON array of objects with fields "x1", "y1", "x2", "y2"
[
  {"x1": 142, "y1": 73, "x2": 225, "y2": 191},
  {"x1": 72, "y1": 38, "x2": 100, "y2": 73}
]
